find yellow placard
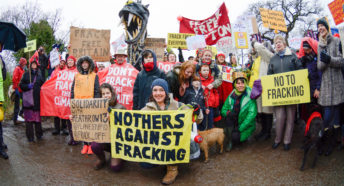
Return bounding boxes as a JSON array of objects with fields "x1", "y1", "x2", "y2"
[
  {"x1": 259, "y1": 8, "x2": 287, "y2": 32},
  {"x1": 24, "y1": 40, "x2": 36, "y2": 53},
  {"x1": 261, "y1": 69, "x2": 310, "y2": 106},
  {"x1": 110, "y1": 109, "x2": 193, "y2": 164},
  {"x1": 167, "y1": 33, "x2": 195, "y2": 49},
  {"x1": 234, "y1": 32, "x2": 248, "y2": 49}
]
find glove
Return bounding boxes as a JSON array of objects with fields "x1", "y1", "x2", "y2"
[
  {"x1": 190, "y1": 102, "x2": 200, "y2": 115},
  {"x1": 28, "y1": 83, "x2": 34, "y2": 89},
  {"x1": 320, "y1": 50, "x2": 331, "y2": 64}
]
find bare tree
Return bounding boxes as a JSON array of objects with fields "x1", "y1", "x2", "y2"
[{"x1": 245, "y1": 0, "x2": 325, "y2": 44}]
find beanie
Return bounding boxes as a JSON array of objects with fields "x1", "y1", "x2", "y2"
[
  {"x1": 151, "y1": 78, "x2": 169, "y2": 93},
  {"x1": 67, "y1": 55, "x2": 77, "y2": 63},
  {"x1": 317, "y1": 18, "x2": 329, "y2": 31},
  {"x1": 217, "y1": 52, "x2": 225, "y2": 58},
  {"x1": 302, "y1": 41, "x2": 311, "y2": 49}
]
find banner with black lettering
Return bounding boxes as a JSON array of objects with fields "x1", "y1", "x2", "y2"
[
  {"x1": 261, "y1": 69, "x2": 310, "y2": 106},
  {"x1": 110, "y1": 109, "x2": 193, "y2": 164}
]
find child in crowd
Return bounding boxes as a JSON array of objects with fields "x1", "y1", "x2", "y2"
[
  {"x1": 91, "y1": 83, "x2": 125, "y2": 171},
  {"x1": 71, "y1": 56, "x2": 100, "y2": 154},
  {"x1": 199, "y1": 64, "x2": 219, "y2": 130}
]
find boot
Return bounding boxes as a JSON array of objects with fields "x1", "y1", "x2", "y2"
[
  {"x1": 224, "y1": 127, "x2": 233, "y2": 152},
  {"x1": 87, "y1": 145, "x2": 93, "y2": 155},
  {"x1": 334, "y1": 125, "x2": 341, "y2": 144},
  {"x1": 0, "y1": 147, "x2": 8, "y2": 159},
  {"x1": 81, "y1": 145, "x2": 88, "y2": 154},
  {"x1": 324, "y1": 128, "x2": 334, "y2": 156},
  {"x1": 67, "y1": 121, "x2": 78, "y2": 145},
  {"x1": 162, "y1": 165, "x2": 178, "y2": 185},
  {"x1": 61, "y1": 119, "x2": 69, "y2": 135},
  {"x1": 52, "y1": 117, "x2": 60, "y2": 135},
  {"x1": 261, "y1": 114, "x2": 273, "y2": 140}
]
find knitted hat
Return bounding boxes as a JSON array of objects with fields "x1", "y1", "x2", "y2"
[
  {"x1": 151, "y1": 78, "x2": 169, "y2": 93},
  {"x1": 317, "y1": 18, "x2": 329, "y2": 31},
  {"x1": 19, "y1": 58, "x2": 27, "y2": 66},
  {"x1": 302, "y1": 41, "x2": 311, "y2": 49},
  {"x1": 67, "y1": 55, "x2": 76, "y2": 63},
  {"x1": 217, "y1": 52, "x2": 225, "y2": 58}
]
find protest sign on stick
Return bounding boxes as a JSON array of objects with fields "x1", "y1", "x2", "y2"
[
  {"x1": 110, "y1": 109, "x2": 193, "y2": 164},
  {"x1": 259, "y1": 8, "x2": 287, "y2": 32},
  {"x1": 167, "y1": 33, "x2": 194, "y2": 49},
  {"x1": 144, "y1": 38, "x2": 165, "y2": 61},
  {"x1": 70, "y1": 98, "x2": 110, "y2": 143},
  {"x1": 69, "y1": 26, "x2": 110, "y2": 62}
]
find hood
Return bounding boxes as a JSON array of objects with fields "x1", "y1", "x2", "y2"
[
  {"x1": 141, "y1": 49, "x2": 157, "y2": 70},
  {"x1": 76, "y1": 56, "x2": 95, "y2": 74},
  {"x1": 119, "y1": 1, "x2": 149, "y2": 44},
  {"x1": 297, "y1": 37, "x2": 318, "y2": 58}
]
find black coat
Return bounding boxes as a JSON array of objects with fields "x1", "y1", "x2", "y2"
[{"x1": 19, "y1": 69, "x2": 44, "y2": 111}]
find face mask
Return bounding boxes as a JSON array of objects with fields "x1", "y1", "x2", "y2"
[{"x1": 143, "y1": 62, "x2": 154, "y2": 71}]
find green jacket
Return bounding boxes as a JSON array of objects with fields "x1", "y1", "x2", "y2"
[{"x1": 221, "y1": 87, "x2": 257, "y2": 141}]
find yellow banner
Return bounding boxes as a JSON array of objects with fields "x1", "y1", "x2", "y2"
[
  {"x1": 259, "y1": 8, "x2": 287, "y2": 32},
  {"x1": 167, "y1": 33, "x2": 194, "y2": 49},
  {"x1": 110, "y1": 109, "x2": 193, "y2": 164},
  {"x1": 24, "y1": 40, "x2": 37, "y2": 53},
  {"x1": 234, "y1": 32, "x2": 248, "y2": 49},
  {"x1": 261, "y1": 69, "x2": 310, "y2": 106}
]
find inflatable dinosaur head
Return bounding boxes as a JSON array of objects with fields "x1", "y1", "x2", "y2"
[{"x1": 119, "y1": 0, "x2": 149, "y2": 44}]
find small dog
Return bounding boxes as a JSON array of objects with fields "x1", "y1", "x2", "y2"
[
  {"x1": 198, "y1": 128, "x2": 225, "y2": 163},
  {"x1": 300, "y1": 112, "x2": 323, "y2": 171}
]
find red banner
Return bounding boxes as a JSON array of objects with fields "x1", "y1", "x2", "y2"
[
  {"x1": 40, "y1": 68, "x2": 78, "y2": 119},
  {"x1": 157, "y1": 61, "x2": 179, "y2": 73},
  {"x1": 328, "y1": 0, "x2": 344, "y2": 25},
  {"x1": 179, "y1": 3, "x2": 231, "y2": 45},
  {"x1": 98, "y1": 63, "x2": 138, "y2": 109}
]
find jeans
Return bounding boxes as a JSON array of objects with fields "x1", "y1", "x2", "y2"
[
  {"x1": 323, "y1": 105, "x2": 340, "y2": 129},
  {"x1": 199, "y1": 107, "x2": 214, "y2": 131},
  {"x1": 13, "y1": 90, "x2": 23, "y2": 122}
]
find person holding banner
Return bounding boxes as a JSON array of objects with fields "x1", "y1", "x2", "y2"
[
  {"x1": 267, "y1": 35, "x2": 302, "y2": 151},
  {"x1": 91, "y1": 83, "x2": 126, "y2": 171},
  {"x1": 221, "y1": 71, "x2": 257, "y2": 151},
  {"x1": 19, "y1": 60, "x2": 45, "y2": 142},
  {"x1": 133, "y1": 50, "x2": 166, "y2": 110},
  {"x1": 12, "y1": 57, "x2": 26, "y2": 125},
  {"x1": 71, "y1": 56, "x2": 100, "y2": 154},
  {"x1": 141, "y1": 78, "x2": 203, "y2": 185},
  {"x1": 317, "y1": 18, "x2": 344, "y2": 155},
  {"x1": 250, "y1": 40, "x2": 274, "y2": 141}
]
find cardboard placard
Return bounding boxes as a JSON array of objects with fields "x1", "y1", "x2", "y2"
[
  {"x1": 110, "y1": 109, "x2": 193, "y2": 164},
  {"x1": 259, "y1": 8, "x2": 287, "y2": 32},
  {"x1": 234, "y1": 32, "x2": 248, "y2": 49},
  {"x1": 328, "y1": 0, "x2": 344, "y2": 25},
  {"x1": 69, "y1": 26, "x2": 110, "y2": 62},
  {"x1": 24, "y1": 40, "x2": 36, "y2": 53},
  {"x1": 167, "y1": 33, "x2": 194, "y2": 49},
  {"x1": 144, "y1": 38, "x2": 166, "y2": 61},
  {"x1": 70, "y1": 98, "x2": 110, "y2": 143},
  {"x1": 261, "y1": 69, "x2": 310, "y2": 106}
]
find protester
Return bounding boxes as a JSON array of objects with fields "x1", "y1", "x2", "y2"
[
  {"x1": 0, "y1": 43, "x2": 8, "y2": 159},
  {"x1": 216, "y1": 52, "x2": 229, "y2": 66},
  {"x1": 267, "y1": 35, "x2": 302, "y2": 151},
  {"x1": 38, "y1": 46, "x2": 49, "y2": 81},
  {"x1": 229, "y1": 53, "x2": 238, "y2": 68},
  {"x1": 199, "y1": 64, "x2": 219, "y2": 130},
  {"x1": 317, "y1": 18, "x2": 344, "y2": 155},
  {"x1": 188, "y1": 56, "x2": 194, "y2": 61},
  {"x1": 51, "y1": 59, "x2": 68, "y2": 135},
  {"x1": 12, "y1": 57, "x2": 26, "y2": 124},
  {"x1": 196, "y1": 50, "x2": 222, "y2": 89},
  {"x1": 216, "y1": 52, "x2": 233, "y2": 110},
  {"x1": 166, "y1": 61, "x2": 198, "y2": 103},
  {"x1": 250, "y1": 40, "x2": 274, "y2": 141},
  {"x1": 91, "y1": 83, "x2": 125, "y2": 171},
  {"x1": 19, "y1": 60, "x2": 44, "y2": 142},
  {"x1": 133, "y1": 50, "x2": 166, "y2": 110},
  {"x1": 167, "y1": 53, "x2": 176, "y2": 62},
  {"x1": 141, "y1": 78, "x2": 202, "y2": 185},
  {"x1": 98, "y1": 64, "x2": 105, "y2": 71},
  {"x1": 114, "y1": 47, "x2": 128, "y2": 65},
  {"x1": 221, "y1": 71, "x2": 257, "y2": 151},
  {"x1": 71, "y1": 56, "x2": 100, "y2": 154}
]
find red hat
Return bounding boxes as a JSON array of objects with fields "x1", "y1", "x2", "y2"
[
  {"x1": 67, "y1": 56, "x2": 76, "y2": 63},
  {"x1": 217, "y1": 52, "x2": 225, "y2": 58},
  {"x1": 19, "y1": 58, "x2": 27, "y2": 66}
]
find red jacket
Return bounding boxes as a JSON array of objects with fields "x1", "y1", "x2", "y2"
[
  {"x1": 12, "y1": 66, "x2": 25, "y2": 92},
  {"x1": 200, "y1": 74, "x2": 219, "y2": 108}
]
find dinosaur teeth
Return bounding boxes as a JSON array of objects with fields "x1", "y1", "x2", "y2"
[
  {"x1": 128, "y1": 13, "x2": 133, "y2": 27},
  {"x1": 127, "y1": 31, "x2": 133, "y2": 39}
]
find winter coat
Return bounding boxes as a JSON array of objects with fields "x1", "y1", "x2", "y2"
[
  {"x1": 19, "y1": 69, "x2": 44, "y2": 111},
  {"x1": 183, "y1": 85, "x2": 206, "y2": 111},
  {"x1": 133, "y1": 50, "x2": 166, "y2": 110},
  {"x1": 267, "y1": 47, "x2": 302, "y2": 75},
  {"x1": 221, "y1": 87, "x2": 257, "y2": 142},
  {"x1": 141, "y1": 94, "x2": 203, "y2": 124},
  {"x1": 12, "y1": 65, "x2": 25, "y2": 92},
  {"x1": 196, "y1": 60, "x2": 222, "y2": 88},
  {"x1": 200, "y1": 75, "x2": 219, "y2": 108},
  {"x1": 39, "y1": 53, "x2": 49, "y2": 69},
  {"x1": 71, "y1": 56, "x2": 100, "y2": 99},
  {"x1": 317, "y1": 34, "x2": 344, "y2": 106}
]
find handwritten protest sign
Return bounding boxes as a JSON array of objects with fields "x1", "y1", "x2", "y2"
[
  {"x1": 144, "y1": 38, "x2": 165, "y2": 61},
  {"x1": 98, "y1": 63, "x2": 138, "y2": 109},
  {"x1": 69, "y1": 26, "x2": 110, "y2": 62},
  {"x1": 70, "y1": 98, "x2": 110, "y2": 143},
  {"x1": 49, "y1": 48, "x2": 60, "y2": 68},
  {"x1": 40, "y1": 68, "x2": 78, "y2": 119},
  {"x1": 110, "y1": 109, "x2": 193, "y2": 164},
  {"x1": 167, "y1": 33, "x2": 194, "y2": 49},
  {"x1": 234, "y1": 32, "x2": 248, "y2": 49},
  {"x1": 261, "y1": 69, "x2": 310, "y2": 106},
  {"x1": 259, "y1": 8, "x2": 287, "y2": 32},
  {"x1": 216, "y1": 36, "x2": 234, "y2": 57},
  {"x1": 218, "y1": 65, "x2": 233, "y2": 82},
  {"x1": 179, "y1": 3, "x2": 232, "y2": 45},
  {"x1": 24, "y1": 40, "x2": 36, "y2": 53},
  {"x1": 328, "y1": 0, "x2": 344, "y2": 25}
]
